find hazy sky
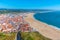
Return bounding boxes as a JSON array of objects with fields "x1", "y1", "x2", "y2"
[{"x1": 0, "y1": 0, "x2": 60, "y2": 10}]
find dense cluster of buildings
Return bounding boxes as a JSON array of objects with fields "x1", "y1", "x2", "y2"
[{"x1": 0, "y1": 14, "x2": 33, "y2": 33}]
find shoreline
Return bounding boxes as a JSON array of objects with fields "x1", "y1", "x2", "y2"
[
  {"x1": 33, "y1": 13, "x2": 60, "y2": 30},
  {"x1": 25, "y1": 13, "x2": 60, "y2": 40}
]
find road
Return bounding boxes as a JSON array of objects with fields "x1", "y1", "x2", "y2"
[{"x1": 16, "y1": 31, "x2": 22, "y2": 40}]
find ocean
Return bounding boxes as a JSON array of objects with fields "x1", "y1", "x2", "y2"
[{"x1": 34, "y1": 11, "x2": 60, "y2": 29}]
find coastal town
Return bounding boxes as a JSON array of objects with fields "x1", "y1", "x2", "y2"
[
  {"x1": 0, "y1": 12, "x2": 60, "y2": 40},
  {"x1": 0, "y1": 13, "x2": 34, "y2": 33}
]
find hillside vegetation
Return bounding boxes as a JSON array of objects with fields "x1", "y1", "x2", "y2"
[
  {"x1": 0, "y1": 32, "x2": 16, "y2": 40},
  {"x1": 21, "y1": 32, "x2": 51, "y2": 40},
  {"x1": 0, "y1": 32, "x2": 51, "y2": 40}
]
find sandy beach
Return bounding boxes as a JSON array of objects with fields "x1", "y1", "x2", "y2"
[{"x1": 24, "y1": 13, "x2": 60, "y2": 40}]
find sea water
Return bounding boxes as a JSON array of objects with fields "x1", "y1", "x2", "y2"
[{"x1": 34, "y1": 11, "x2": 60, "y2": 29}]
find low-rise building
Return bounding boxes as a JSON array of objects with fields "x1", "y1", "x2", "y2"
[{"x1": 0, "y1": 14, "x2": 33, "y2": 33}]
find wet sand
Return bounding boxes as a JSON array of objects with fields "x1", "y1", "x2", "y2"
[{"x1": 24, "y1": 13, "x2": 60, "y2": 40}]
